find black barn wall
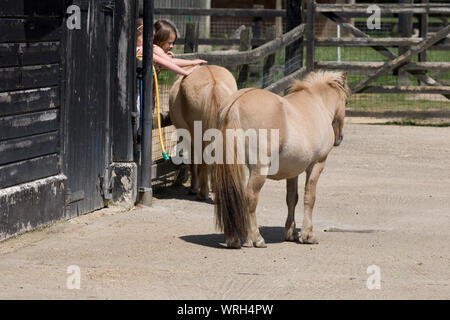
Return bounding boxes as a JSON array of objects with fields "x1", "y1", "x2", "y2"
[
  {"x1": 0, "y1": 1, "x2": 64, "y2": 190},
  {"x1": 0, "y1": 0, "x2": 66, "y2": 239},
  {"x1": 0, "y1": 0, "x2": 138, "y2": 240}
]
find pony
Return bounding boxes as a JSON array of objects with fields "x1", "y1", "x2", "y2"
[
  {"x1": 213, "y1": 71, "x2": 350, "y2": 248},
  {"x1": 169, "y1": 65, "x2": 238, "y2": 200}
]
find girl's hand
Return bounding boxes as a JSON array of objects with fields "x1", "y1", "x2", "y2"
[
  {"x1": 194, "y1": 59, "x2": 207, "y2": 65},
  {"x1": 167, "y1": 51, "x2": 175, "y2": 58},
  {"x1": 185, "y1": 65, "x2": 199, "y2": 76}
]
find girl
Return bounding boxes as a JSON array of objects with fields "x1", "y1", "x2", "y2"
[
  {"x1": 137, "y1": 19, "x2": 207, "y2": 76},
  {"x1": 153, "y1": 19, "x2": 207, "y2": 76}
]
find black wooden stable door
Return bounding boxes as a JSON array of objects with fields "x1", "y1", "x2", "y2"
[
  {"x1": 0, "y1": 1, "x2": 65, "y2": 189},
  {"x1": 63, "y1": 0, "x2": 115, "y2": 217}
]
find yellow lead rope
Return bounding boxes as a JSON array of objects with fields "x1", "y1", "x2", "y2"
[
  {"x1": 137, "y1": 54, "x2": 170, "y2": 160},
  {"x1": 152, "y1": 64, "x2": 170, "y2": 160}
]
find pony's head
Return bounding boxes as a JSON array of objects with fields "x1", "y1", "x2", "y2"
[{"x1": 291, "y1": 71, "x2": 350, "y2": 146}]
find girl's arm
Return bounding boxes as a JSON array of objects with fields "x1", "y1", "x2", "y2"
[
  {"x1": 153, "y1": 45, "x2": 207, "y2": 67},
  {"x1": 171, "y1": 57, "x2": 208, "y2": 67},
  {"x1": 153, "y1": 54, "x2": 195, "y2": 76}
]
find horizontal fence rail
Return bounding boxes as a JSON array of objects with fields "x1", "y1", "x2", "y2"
[
  {"x1": 316, "y1": 61, "x2": 450, "y2": 72},
  {"x1": 174, "y1": 36, "x2": 449, "y2": 50},
  {"x1": 358, "y1": 85, "x2": 450, "y2": 94},
  {"x1": 315, "y1": 36, "x2": 450, "y2": 49},
  {"x1": 315, "y1": 3, "x2": 450, "y2": 14},
  {"x1": 176, "y1": 23, "x2": 305, "y2": 66},
  {"x1": 153, "y1": 4, "x2": 450, "y2": 17},
  {"x1": 153, "y1": 8, "x2": 286, "y2": 17},
  {"x1": 175, "y1": 37, "x2": 268, "y2": 47}
]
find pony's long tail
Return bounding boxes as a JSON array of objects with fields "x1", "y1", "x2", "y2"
[{"x1": 213, "y1": 105, "x2": 249, "y2": 246}]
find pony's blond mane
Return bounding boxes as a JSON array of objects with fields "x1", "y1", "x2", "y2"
[{"x1": 289, "y1": 70, "x2": 350, "y2": 99}]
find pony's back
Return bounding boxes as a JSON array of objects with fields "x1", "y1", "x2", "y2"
[{"x1": 180, "y1": 65, "x2": 237, "y2": 129}]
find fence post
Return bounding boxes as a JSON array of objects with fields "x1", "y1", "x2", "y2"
[
  {"x1": 275, "y1": 0, "x2": 283, "y2": 37},
  {"x1": 418, "y1": 0, "x2": 429, "y2": 85},
  {"x1": 237, "y1": 27, "x2": 252, "y2": 89},
  {"x1": 252, "y1": 4, "x2": 264, "y2": 47},
  {"x1": 139, "y1": 0, "x2": 154, "y2": 206},
  {"x1": 263, "y1": 26, "x2": 277, "y2": 88},
  {"x1": 285, "y1": 0, "x2": 303, "y2": 75},
  {"x1": 184, "y1": 22, "x2": 199, "y2": 53},
  {"x1": 398, "y1": 0, "x2": 413, "y2": 86},
  {"x1": 306, "y1": 0, "x2": 315, "y2": 73}
]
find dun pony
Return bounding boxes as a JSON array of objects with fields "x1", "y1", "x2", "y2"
[
  {"x1": 169, "y1": 65, "x2": 238, "y2": 200},
  {"x1": 214, "y1": 71, "x2": 350, "y2": 248}
]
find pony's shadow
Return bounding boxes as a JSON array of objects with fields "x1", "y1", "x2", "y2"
[
  {"x1": 153, "y1": 185, "x2": 214, "y2": 205},
  {"x1": 179, "y1": 233, "x2": 227, "y2": 249},
  {"x1": 179, "y1": 226, "x2": 300, "y2": 249}
]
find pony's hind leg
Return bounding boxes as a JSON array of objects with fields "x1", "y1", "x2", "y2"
[
  {"x1": 197, "y1": 164, "x2": 210, "y2": 200},
  {"x1": 189, "y1": 141, "x2": 200, "y2": 194},
  {"x1": 189, "y1": 163, "x2": 200, "y2": 194},
  {"x1": 300, "y1": 159, "x2": 327, "y2": 244},
  {"x1": 284, "y1": 176, "x2": 299, "y2": 242},
  {"x1": 242, "y1": 167, "x2": 267, "y2": 248}
]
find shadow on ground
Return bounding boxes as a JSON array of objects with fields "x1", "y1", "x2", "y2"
[
  {"x1": 153, "y1": 185, "x2": 214, "y2": 205},
  {"x1": 179, "y1": 226, "x2": 301, "y2": 249}
]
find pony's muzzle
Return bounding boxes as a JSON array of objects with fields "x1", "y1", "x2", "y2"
[{"x1": 334, "y1": 134, "x2": 343, "y2": 146}]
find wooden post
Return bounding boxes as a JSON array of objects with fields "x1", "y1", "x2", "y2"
[
  {"x1": 140, "y1": 0, "x2": 154, "y2": 206},
  {"x1": 237, "y1": 27, "x2": 252, "y2": 89},
  {"x1": 348, "y1": 0, "x2": 355, "y2": 29},
  {"x1": 252, "y1": 4, "x2": 264, "y2": 47},
  {"x1": 184, "y1": 22, "x2": 199, "y2": 53},
  {"x1": 112, "y1": 0, "x2": 137, "y2": 162},
  {"x1": 398, "y1": 0, "x2": 413, "y2": 86},
  {"x1": 285, "y1": 0, "x2": 303, "y2": 75},
  {"x1": 263, "y1": 25, "x2": 277, "y2": 88},
  {"x1": 418, "y1": 0, "x2": 429, "y2": 85},
  {"x1": 306, "y1": 0, "x2": 315, "y2": 73},
  {"x1": 275, "y1": 0, "x2": 283, "y2": 37}
]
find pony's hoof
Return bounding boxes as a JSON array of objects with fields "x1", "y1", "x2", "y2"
[
  {"x1": 196, "y1": 193, "x2": 210, "y2": 201},
  {"x1": 284, "y1": 230, "x2": 300, "y2": 242},
  {"x1": 300, "y1": 231, "x2": 318, "y2": 244},
  {"x1": 242, "y1": 237, "x2": 266, "y2": 248},
  {"x1": 242, "y1": 239, "x2": 253, "y2": 247},
  {"x1": 188, "y1": 189, "x2": 198, "y2": 195},
  {"x1": 254, "y1": 237, "x2": 267, "y2": 248},
  {"x1": 226, "y1": 239, "x2": 242, "y2": 249}
]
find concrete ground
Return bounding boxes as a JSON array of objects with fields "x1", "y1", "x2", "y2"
[{"x1": 0, "y1": 123, "x2": 449, "y2": 299}]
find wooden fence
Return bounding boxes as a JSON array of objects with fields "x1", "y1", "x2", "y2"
[
  {"x1": 152, "y1": 1, "x2": 449, "y2": 121},
  {"x1": 312, "y1": 1, "x2": 450, "y2": 97},
  {"x1": 150, "y1": 1, "x2": 450, "y2": 182}
]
